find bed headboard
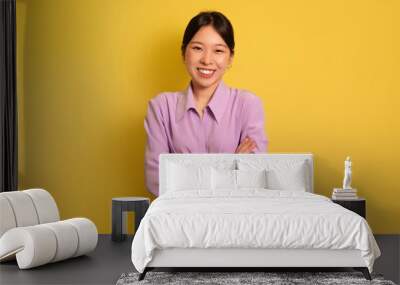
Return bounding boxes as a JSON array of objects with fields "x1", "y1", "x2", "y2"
[{"x1": 159, "y1": 153, "x2": 314, "y2": 195}]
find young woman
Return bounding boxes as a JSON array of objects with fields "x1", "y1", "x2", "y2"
[{"x1": 144, "y1": 11, "x2": 268, "y2": 196}]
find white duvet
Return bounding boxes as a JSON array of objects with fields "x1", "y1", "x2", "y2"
[{"x1": 131, "y1": 189, "x2": 380, "y2": 273}]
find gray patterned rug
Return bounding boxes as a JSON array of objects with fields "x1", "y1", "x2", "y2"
[{"x1": 116, "y1": 271, "x2": 396, "y2": 285}]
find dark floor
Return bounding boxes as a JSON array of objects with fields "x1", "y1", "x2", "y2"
[
  {"x1": 0, "y1": 235, "x2": 399, "y2": 285},
  {"x1": 374, "y1": 235, "x2": 400, "y2": 284}
]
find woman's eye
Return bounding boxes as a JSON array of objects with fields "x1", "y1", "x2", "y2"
[
  {"x1": 192, "y1": 46, "x2": 202, "y2": 50},
  {"x1": 216, "y1": 50, "x2": 224, "y2": 53}
]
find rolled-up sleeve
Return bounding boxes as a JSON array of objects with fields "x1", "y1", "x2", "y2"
[
  {"x1": 144, "y1": 97, "x2": 169, "y2": 196},
  {"x1": 240, "y1": 94, "x2": 268, "y2": 153}
]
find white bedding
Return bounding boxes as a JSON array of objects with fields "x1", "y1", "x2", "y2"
[{"x1": 131, "y1": 189, "x2": 380, "y2": 273}]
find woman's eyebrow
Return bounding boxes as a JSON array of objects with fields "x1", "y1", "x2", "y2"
[{"x1": 190, "y1": 41, "x2": 228, "y2": 48}]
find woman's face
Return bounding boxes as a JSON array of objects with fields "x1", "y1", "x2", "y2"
[{"x1": 183, "y1": 25, "x2": 233, "y2": 90}]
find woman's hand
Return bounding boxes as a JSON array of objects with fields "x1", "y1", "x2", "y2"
[{"x1": 235, "y1": 136, "x2": 257, "y2": 153}]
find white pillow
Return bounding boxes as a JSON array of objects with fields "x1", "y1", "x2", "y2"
[
  {"x1": 211, "y1": 168, "x2": 268, "y2": 190},
  {"x1": 237, "y1": 159, "x2": 308, "y2": 191},
  {"x1": 266, "y1": 167, "x2": 306, "y2": 191},
  {"x1": 212, "y1": 168, "x2": 236, "y2": 190},
  {"x1": 167, "y1": 162, "x2": 212, "y2": 191},
  {"x1": 237, "y1": 169, "x2": 268, "y2": 188}
]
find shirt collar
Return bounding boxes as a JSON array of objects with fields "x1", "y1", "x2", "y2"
[{"x1": 176, "y1": 80, "x2": 229, "y2": 124}]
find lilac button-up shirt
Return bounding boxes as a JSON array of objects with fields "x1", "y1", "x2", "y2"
[{"x1": 144, "y1": 80, "x2": 268, "y2": 196}]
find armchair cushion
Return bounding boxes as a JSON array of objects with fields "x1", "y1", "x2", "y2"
[
  {"x1": 0, "y1": 189, "x2": 97, "y2": 269},
  {"x1": 0, "y1": 218, "x2": 97, "y2": 269}
]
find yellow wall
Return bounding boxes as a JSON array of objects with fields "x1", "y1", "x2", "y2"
[{"x1": 16, "y1": 0, "x2": 399, "y2": 234}]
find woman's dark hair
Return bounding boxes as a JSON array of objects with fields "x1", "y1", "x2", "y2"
[{"x1": 181, "y1": 11, "x2": 235, "y2": 56}]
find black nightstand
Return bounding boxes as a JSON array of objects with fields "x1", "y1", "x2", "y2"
[
  {"x1": 111, "y1": 197, "x2": 150, "y2": 242},
  {"x1": 332, "y1": 197, "x2": 366, "y2": 218}
]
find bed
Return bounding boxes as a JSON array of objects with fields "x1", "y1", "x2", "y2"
[{"x1": 131, "y1": 153, "x2": 381, "y2": 281}]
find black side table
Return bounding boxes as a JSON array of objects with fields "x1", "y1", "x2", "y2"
[
  {"x1": 112, "y1": 197, "x2": 150, "y2": 241},
  {"x1": 332, "y1": 197, "x2": 366, "y2": 218}
]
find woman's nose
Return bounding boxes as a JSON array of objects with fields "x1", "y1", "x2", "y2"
[{"x1": 200, "y1": 50, "x2": 212, "y2": 65}]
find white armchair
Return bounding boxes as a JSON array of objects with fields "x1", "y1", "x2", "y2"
[{"x1": 0, "y1": 189, "x2": 98, "y2": 269}]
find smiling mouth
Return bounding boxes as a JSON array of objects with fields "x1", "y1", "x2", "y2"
[{"x1": 197, "y1": 68, "x2": 216, "y2": 76}]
